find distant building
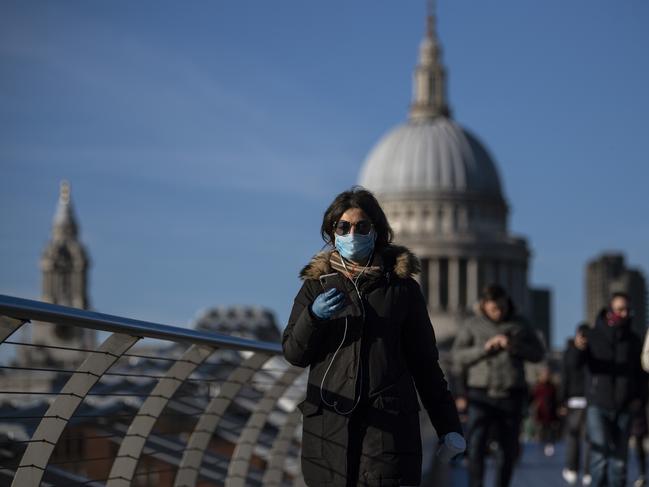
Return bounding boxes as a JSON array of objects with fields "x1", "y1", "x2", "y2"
[
  {"x1": 22, "y1": 181, "x2": 95, "y2": 367},
  {"x1": 194, "y1": 305, "x2": 282, "y2": 343},
  {"x1": 357, "y1": 11, "x2": 550, "y2": 346},
  {"x1": 585, "y1": 253, "x2": 647, "y2": 334}
]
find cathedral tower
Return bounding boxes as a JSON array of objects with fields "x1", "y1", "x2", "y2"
[{"x1": 29, "y1": 181, "x2": 94, "y2": 365}]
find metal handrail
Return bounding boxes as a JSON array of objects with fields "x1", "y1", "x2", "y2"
[
  {"x1": 0, "y1": 294, "x2": 303, "y2": 487},
  {"x1": 0, "y1": 294, "x2": 283, "y2": 355}
]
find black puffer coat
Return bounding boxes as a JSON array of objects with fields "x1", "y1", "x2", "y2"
[
  {"x1": 283, "y1": 245, "x2": 461, "y2": 487},
  {"x1": 579, "y1": 309, "x2": 647, "y2": 410},
  {"x1": 558, "y1": 339, "x2": 587, "y2": 404}
]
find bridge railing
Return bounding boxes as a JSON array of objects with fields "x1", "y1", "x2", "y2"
[{"x1": 0, "y1": 294, "x2": 307, "y2": 487}]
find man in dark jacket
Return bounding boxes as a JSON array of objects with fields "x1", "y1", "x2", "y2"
[
  {"x1": 576, "y1": 292, "x2": 647, "y2": 487},
  {"x1": 559, "y1": 323, "x2": 591, "y2": 485},
  {"x1": 452, "y1": 284, "x2": 545, "y2": 487}
]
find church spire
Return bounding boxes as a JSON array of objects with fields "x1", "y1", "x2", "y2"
[
  {"x1": 409, "y1": 0, "x2": 451, "y2": 121},
  {"x1": 41, "y1": 180, "x2": 90, "y2": 308},
  {"x1": 52, "y1": 180, "x2": 79, "y2": 241},
  {"x1": 33, "y1": 181, "x2": 93, "y2": 366}
]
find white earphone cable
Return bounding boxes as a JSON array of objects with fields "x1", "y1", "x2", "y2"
[{"x1": 319, "y1": 251, "x2": 372, "y2": 415}]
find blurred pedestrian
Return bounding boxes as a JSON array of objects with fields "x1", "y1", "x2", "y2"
[
  {"x1": 641, "y1": 322, "x2": 649, "y2": 372},
  {"x1": 576, "y1": 292, "x2": 647, "y2": 487},
  {"x1": 452, "y1": 284, "x2": 545, "y2": 487},
  {"x1": 631, "y1": 402, "x2": 648, "y2": 487},
  {"x1": 637, "y1": 319, "x2": 649, "y2": 487},
  {"x1": 559, "y1": 322, "x2": 592, "y2": 486},
  {"x1": 450, "y1": 368, "x2": 470, "y2": 430},
  {"x1": 532, "y1": 365, "x2": 559, "y2": 457},
  {"x1": 283, "y1": 187, "x2": 463, "y2": 487}
]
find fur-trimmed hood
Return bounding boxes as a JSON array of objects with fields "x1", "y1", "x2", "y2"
[{"x1": 299, "y1": 244, "x2": 421, "y2": 281}]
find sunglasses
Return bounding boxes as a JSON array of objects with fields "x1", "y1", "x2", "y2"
[{"x1": 334, "y1": 220, "x2": 373, "y2": 236}]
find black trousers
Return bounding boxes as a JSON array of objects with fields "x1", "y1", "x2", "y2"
[
  {"x1": 467, "y1": 401, "x2": 521, "y2": 487},
  {"x1": 565, "y1": 407, "x2": 590, "y2": 474}
]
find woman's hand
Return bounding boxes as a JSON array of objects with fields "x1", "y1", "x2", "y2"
[{"x1": 311, "y1": 288, "x2": 346, "y2": 320}]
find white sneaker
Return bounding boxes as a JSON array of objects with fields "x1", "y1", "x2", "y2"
[
  {"x1": 544, "y1": 443, "x2": 555, "y2": 456},
  {"x1": 562, "y1": 469, "x2": 578, "y2": 485},
  {"x1": 634, "y1": 475, "x2": 647, "y2": 487},
  {"x1": 582, "y1": 474, "x2": 592, "y2": 486}
]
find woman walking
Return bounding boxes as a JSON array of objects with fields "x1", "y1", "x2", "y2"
[{"x1": 282, "y1": 187, "x2": 463, "y2": 487}]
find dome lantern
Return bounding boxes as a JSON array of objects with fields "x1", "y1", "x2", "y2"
[{"x1": 409, "y1": 0, "x2": 450, "y2": 121}]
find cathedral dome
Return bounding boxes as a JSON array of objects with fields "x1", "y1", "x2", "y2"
[
  {"x1": 350, "y1": 9, "x2": 535, "y2": 347},
  {"x1": 358, "y1": 117, "x2": 504, "y2": 197},
  {"x1": 359, "y1": 10, "x2": 505, "y2": 200}
]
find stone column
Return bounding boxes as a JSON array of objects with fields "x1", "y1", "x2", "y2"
[
  {"x1": 448, "y1": 258, "x2": 460, "y2": 311},
  {"x1": 442, "y1": 204, "x2": 453, "y2": 235},
  {"x1": 435, "y1": 206, "x2": 443, "y2": 235},
  {"x1": 429, "y1": 258, "x2": 440, "y2": 310},
  {"x1": 483, "y1": 259, "x2": 496, "y2": 287},
  {"x1": 467, "y1": 258, "x2": 479, "y2": 310}
]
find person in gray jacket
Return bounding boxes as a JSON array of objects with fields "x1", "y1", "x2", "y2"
[{"x1": 452, "y1": 284, "x2": 545, "y2": 487}]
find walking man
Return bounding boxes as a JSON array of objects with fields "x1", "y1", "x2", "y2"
[
  {"x1": 577, "y1": 292, "x2": 647, "y2": 487},
  {"x1": 560, "y1": 323, "x2": 591, "y2": 486},
  {"x1": 452, "y1": 284, "x2": 545, "y2": 487}
]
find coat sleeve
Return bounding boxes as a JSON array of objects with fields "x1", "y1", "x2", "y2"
[
  {"x1": 451, "y1": 323, "x2": 488, "y2": 369},
  {"x1": 282, "y1": 280, "x2": 327, "y2": 368},
  {"x1": 402, "y1": 279, "x2": 462, "y2": 437},
  {"x1": 634, "y1": 334, "x2": 649, "y2": 404},
  {"x1": 642, "y1": 329, "x2": 649, "y2": 373},
  {"x1": 507, "y1": 322, "x2": 545, "y2": 363},
  {"x1": 558, "y1": 342, "x2": 575, "y2": 404}
]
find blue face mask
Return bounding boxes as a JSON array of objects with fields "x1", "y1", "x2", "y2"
[{"x1": 335, "y1": 230, "x2": 376, "y2": 262}]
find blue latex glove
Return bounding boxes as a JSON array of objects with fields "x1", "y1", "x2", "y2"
[
  {"x1": 436, "y1": 432, "x2": 466, "y2": 463},
  {"x1": 311, "y1": 288, "x2": 346, "y2": 320}
]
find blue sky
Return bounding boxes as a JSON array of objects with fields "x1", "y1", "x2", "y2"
[{"x1": 1, "y1": 1, "x2": 648, "y2": 349}]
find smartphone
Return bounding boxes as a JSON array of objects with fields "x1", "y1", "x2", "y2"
[
  {"x1": 318, "y1": 273, "x2": 357, "y2": 318},
  {"x1": 319, "y1": 272, "x2": 346, "y2": 292}
]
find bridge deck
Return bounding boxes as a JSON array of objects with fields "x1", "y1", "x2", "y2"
[{"x1": 442, "y1": 441, "x2": 645, "y2": 487}]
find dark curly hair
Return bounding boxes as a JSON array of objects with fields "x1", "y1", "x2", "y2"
[{"x1": 320, "y1": 186, "x2": 393, "y2": 250}]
